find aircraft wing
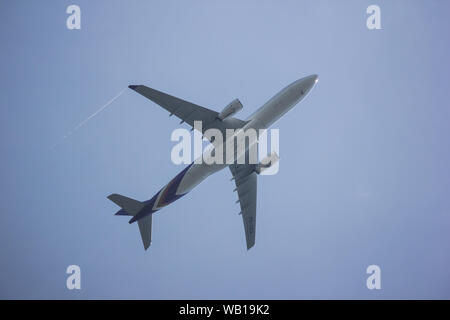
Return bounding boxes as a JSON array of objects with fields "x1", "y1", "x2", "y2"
[
  {"x1": 128, "y1": 85, "x2": 247, "y2": 133},
  {"x1": 129, "y1": 85, "x2": 218, "y2": 130},
  {"x1": 229, "y1": 164, "x2": 257, "y2": 250}
]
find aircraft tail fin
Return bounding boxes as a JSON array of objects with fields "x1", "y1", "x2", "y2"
[{"x1": 107, "y1": 194, "x2": 152, "y2": 250}]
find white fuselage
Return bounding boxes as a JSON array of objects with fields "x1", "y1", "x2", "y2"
[{"x1": 174, "y1": 75, "x2": 319, "y2": 196}]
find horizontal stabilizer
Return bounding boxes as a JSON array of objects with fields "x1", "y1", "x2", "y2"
[
  {"x1": 138, "y1": 215, "x2": 152, "y2": 250},
  {"x1": 107, "y1": 193, "x2": 152, "y2": 250},
  {"x1": 108, "y1": 193, "x2": 144, "y2": 215}
]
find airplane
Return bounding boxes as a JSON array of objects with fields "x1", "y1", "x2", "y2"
[{"x1": 108, "y1": 74, "x2": 319, "y2": 250}]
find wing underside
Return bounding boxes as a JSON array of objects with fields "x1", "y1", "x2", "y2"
[
  {"x1": 229, "y1": 164, "x2": 257, "y2": 250},
  {"x1": 128, "y1": 85, "x2": 247, "y2": 135}
]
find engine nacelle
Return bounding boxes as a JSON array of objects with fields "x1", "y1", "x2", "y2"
[
  {"x1": 255, "y1": 152, "x2": 280, "y2": 174},
  {"x1": 218, "y1": 99, "x2": 243, "y2": 120}
]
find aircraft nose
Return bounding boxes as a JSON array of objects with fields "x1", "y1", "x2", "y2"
[
  {"x1": 297, "y1": 74, "x2": 318, "y2": 95},
  {"x1": 308, "y1": 74, "x2": 319, "y2": 86},
  {"x1": 290, "y1": 75, "x2": 319, "y2": 99},
  {"x1": 305, "y1": 74, "x2": 318, "y2": 92}
]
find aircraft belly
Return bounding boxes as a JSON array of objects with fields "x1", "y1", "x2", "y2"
[{"x1": 176, "y1": 163, "x2": 225, "y2": 195}]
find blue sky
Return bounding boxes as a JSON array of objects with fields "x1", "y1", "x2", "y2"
[{"x1": 1, "y1": 0, "x2": 450, "y2": 299}]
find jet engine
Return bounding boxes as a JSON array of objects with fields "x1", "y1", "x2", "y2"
[
  {"x1": 218, "y1": 99, "x2": 243, "y2": 120},
  {"x1": 255, "y1": 152, "x2": 280, "y2": 174}
]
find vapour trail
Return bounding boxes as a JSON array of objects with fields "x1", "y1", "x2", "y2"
[{"x1": 53, "y1": 88, "x2": 126, "y2": 148}]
